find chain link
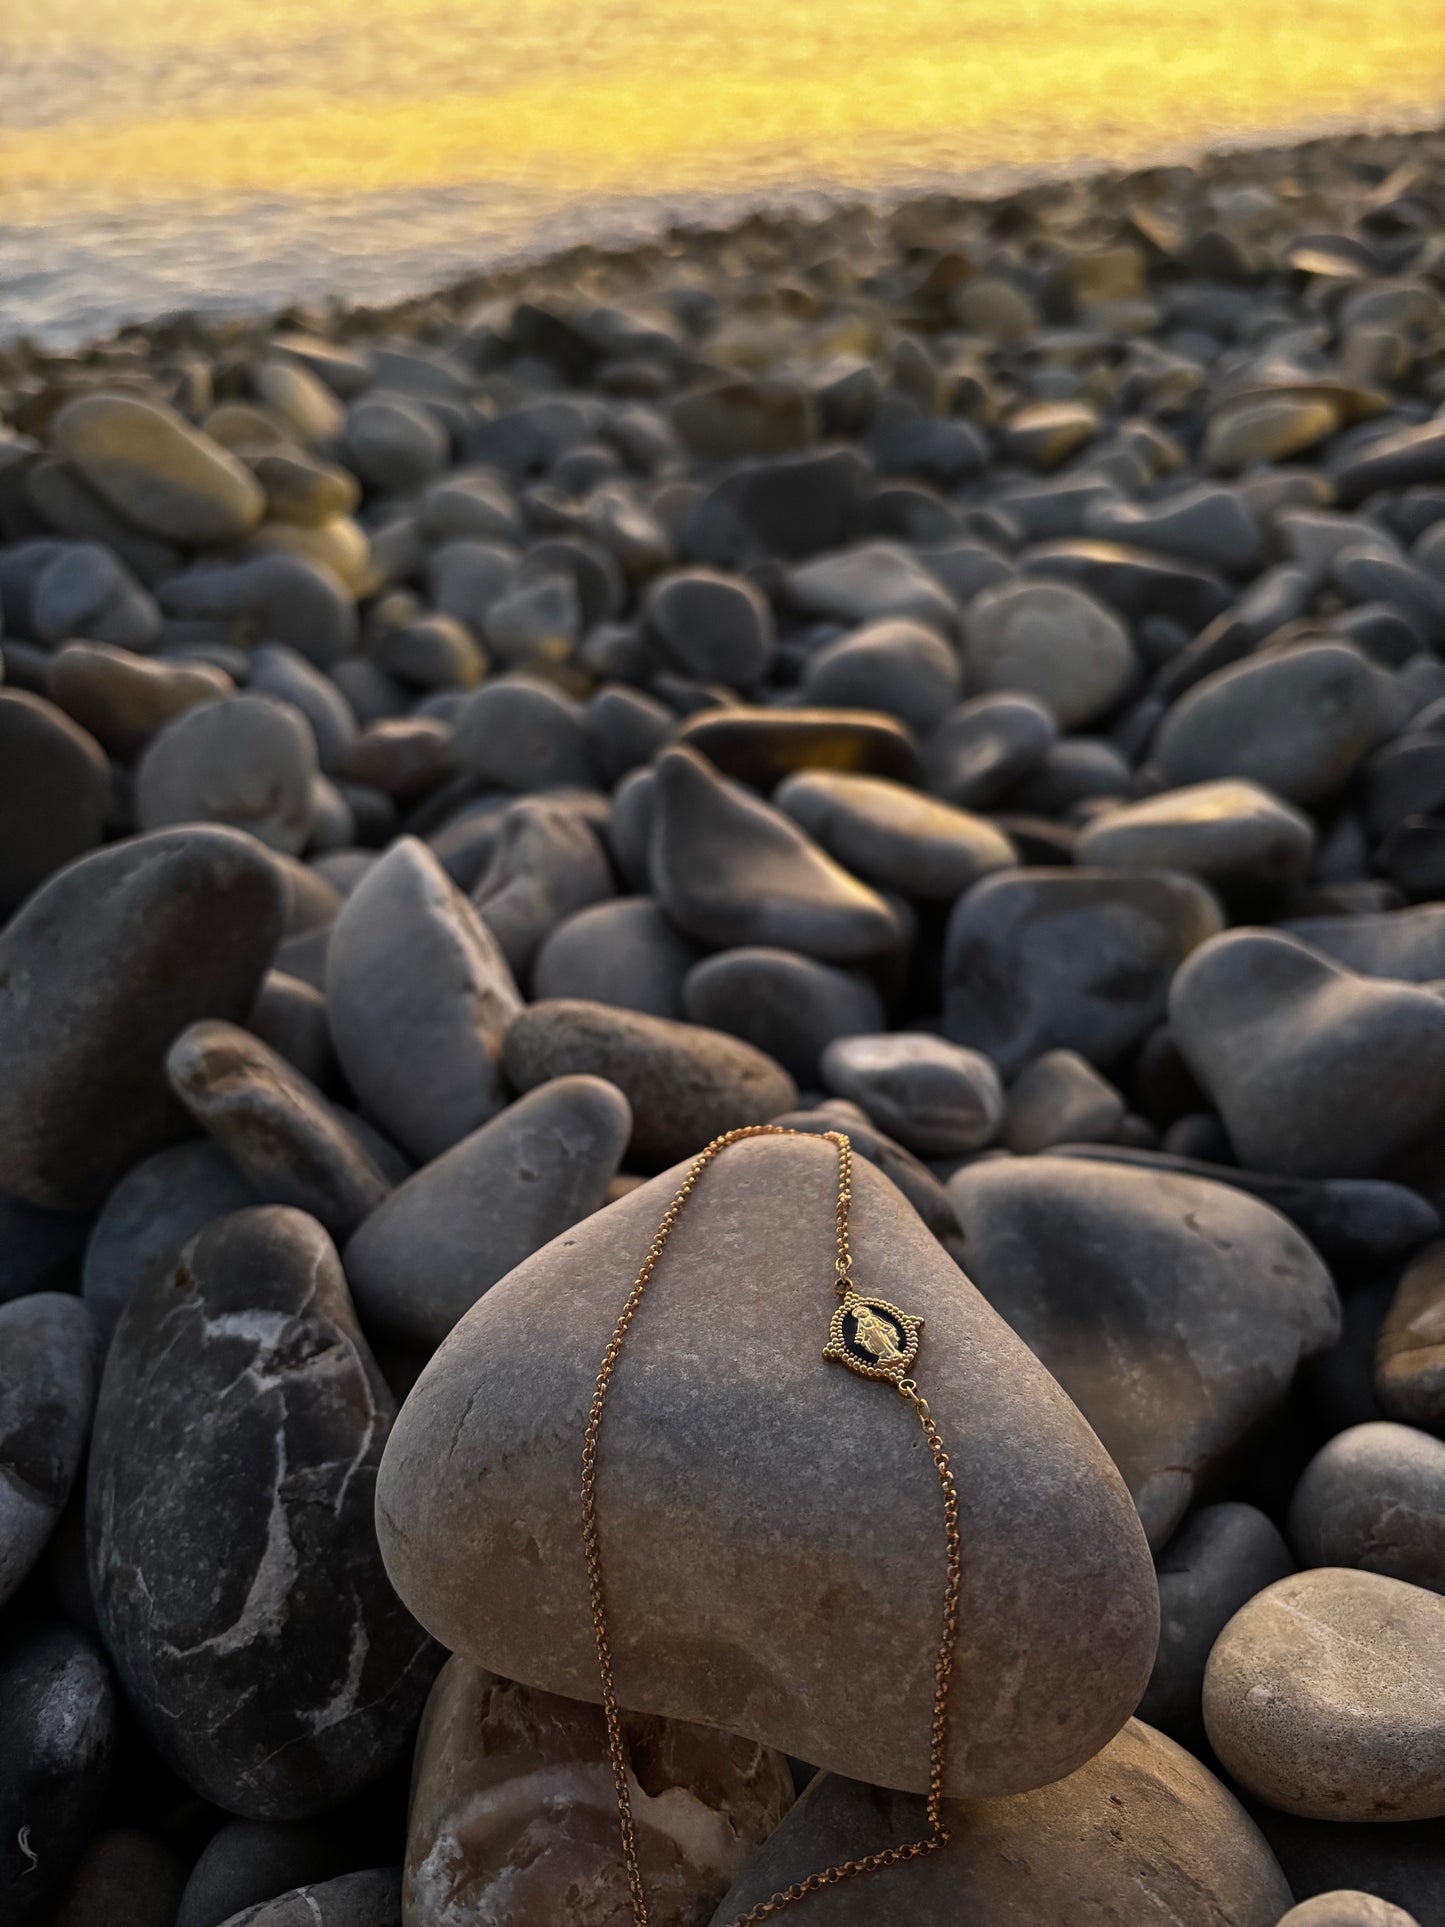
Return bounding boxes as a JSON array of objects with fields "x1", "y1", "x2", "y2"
[{"x1": 578, "y1": 1125, "x2": 962, "y2": 1926}]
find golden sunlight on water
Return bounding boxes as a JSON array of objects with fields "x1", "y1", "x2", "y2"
[
  {"x1": 6, "y1": 0, "x2": 1444, "y2": 206},
  {"x1": 2, "y1": 0, "x2": 1443, "y2": 340}
]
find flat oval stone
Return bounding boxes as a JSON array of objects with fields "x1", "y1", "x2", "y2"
[
  {"x1": 344, "y1": 1076, "x2": 631, "y2": 1351},
  {"x1": 1288, "y1": 1422, "x2": 1445, "y2": 1596},
  {"x1": 801, "y1": 618, "x2": 961, "y2": 735},
  {"x1": 0, "y1": 1628, "x2": 117, "y2": 1927},
  {"x1": 782, "y1": 542, "x2": 959, "y2": 635},
  {"x1": 776, "y1": 769, "x2": 1015, "y2": 901},
  {"x1": 533, "y1": 897, "x2": 703, "y2": 1020},
  {"x1": 404, "y1": 1658, "x2": 794, "y2": 1927},
  {"x1": 946, "y1": 1155, "x2": 1339, "y2": 1545},
  {"x1": 673, "y1": 705, "x2": 922, "y2": 790},
  {"x1": 944, "y1": 867, "x2": 1223, "y2": 1077},
  {"x1": 137, "y1": 695, "x2": 318, "y2": 855},
  {"x1": 502, "y1": 999, "x2": 796, "y2": 1169},
  {"x1": 1154, "y1": 643, "x2": 1382, "y2": 804},
  {"x1": 0, "y1": 1293, "x2": 99, "y2": 1608},
  {"x1": 452, "y1": 676, "x2": 597, "y2": 792},
  {"x1": 650, "y1": 747, "x2": 902, "y2": 964},
  {"x1": 1203, "y1": 1569, "x2": 1445, "y2": 1822},
  {"x1": 1331, "y1": 420, "x2": 1445, "y2": 505},
  {"x1": 1140, "y1": 1502, "x2": 1295, "y2": 1736},
  {"x1": 1078, "y1": 778, "x2": 1315, "y2": 891},
  {"x1": 709, "y1": 1720, "x2": 1291, "y2": 1926},
  {"x1": 1170, "y1": 930, "x2": 1445, "y2": 1179},
  {"x1": 645, "y1": 567, "x2": 775, "y2": 687},
  {"x1": 88, "y1": 1206, "x2": 436, "y2": 1818},
  {"x1": 51, "y1": 641, "x2": 232, "y2": 759},
  {"x1": 1376, "y1": 1242, "x2": 1445, "y2": 1430},
  {"x1": 166, "y1": 1019, "x2": 391, "y2": 1242},
  {"x1": 377, "y1": 1134, "x2": 1158, "y2": 1801},
  {"x1": 820, "y1": 1033, "x2": 1004, "y2": 1156},
  {"x1": 0, "y1": 688, "x2": 110, "y2": 915},
  {"x1": 0, "y1": 827, "x2": 286, "y2": 1209},
  {"x1": 345, "y1": 393, "x2": 448, "y2": 493},
  {"x1": 54, "y1": 393, "x2": 265, "y2": 545},
  {"x1": 325, "y1": 837, "x2": 523, "y2": 1164},
  {"x1": 962, "y1": 579, "x2": 1136, "y2": 729},
  {"x1": 682, "y1": 947, "x2": 886, "y2": 1087}
]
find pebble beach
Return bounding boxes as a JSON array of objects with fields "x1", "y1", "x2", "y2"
[{"x1": 3, "y1": 112, "x2": 1445, "y2": 1927}]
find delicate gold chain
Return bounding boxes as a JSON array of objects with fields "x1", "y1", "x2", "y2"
[{"x1": 579, "y1": 1124, "x2": 963, "y2": 1926}]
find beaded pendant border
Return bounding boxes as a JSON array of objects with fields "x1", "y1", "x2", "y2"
[{"x1": 824, "y1": 1292, "x2": 923, "y2": 1384}]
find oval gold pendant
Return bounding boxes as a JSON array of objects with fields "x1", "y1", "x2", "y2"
[{"x1": 824, "y1": 1292, "x2": 923, "y2": 1383}]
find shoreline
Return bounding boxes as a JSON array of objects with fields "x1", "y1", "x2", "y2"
[{"x1": 4, "y1": 111, "x2": 1444, "y2": 360}]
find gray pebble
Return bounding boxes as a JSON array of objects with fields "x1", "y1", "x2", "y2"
[
  {"x1": 1002, "y1": 1049, "x2": 1126, "y2": 1154},
  {"x1": 344, "y1": 1075, "x2": 631, "y2": 1350},
  {"x1": 325, "y1": 837, "x2": 522, "y2": 1163},
  {"x1": 820, "y1": 1031, "x2": 1003, "y2": 1155},
  {"x1": 683, "y1": 947, "x2": 886, "y2": 1088},
  {"x1": 0, "y1": 826, "x2": 285, "y2": 1208},
  {"x1": 502, "y1": 997, "x2": 796, "y2": 1168},
  {"x1": 167, "y1": 1019, "x2": 391, "y2": 1241},
  {"x1": 533, "y1": 896, "x2": 702, "y2": 1019},
  {"x1": 776, "y1": 768, "x2": 1015, "y2": 900},
  {"x1": 0, "y1": 1293, "x2": 98, "y2": 1607},
  {"x1": 1289, "y1": 1422, "x2": 1445, "y2": 1595}
]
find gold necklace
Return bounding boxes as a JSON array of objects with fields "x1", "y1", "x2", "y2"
[{"x1": 580, "y1": 1125, "x2": 963, "y2": 1925}]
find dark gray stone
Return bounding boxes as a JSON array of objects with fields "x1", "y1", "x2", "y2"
[
  {"x1": 533, "y1": 897, "x2": 703, "y2": 1020},
  {"x1": 82, "y1": 1142, "x2": 259, "y2": 1340},
  {"x1": 944, "y1": 867, "x2": 1223, "y2": 1077},
  {"x1": 672, "y1": 705, "x2": 921, "y2": 790},
  {"x1": 1154, "y1": 643, "x2": 1384, "y2": 804},
  {"x1": 344, "y1": 1076, "x2": 631, "y2": 1351},
  {"x1": 0, "y1": 1628, "x2": 116, "y2": 1927},
  {"x1": 177, "y1": 1820, "x2": 340, "y2": 1927},
  {"x1": 88, "y1": 1206, "x2": 436, "y2": 1818},
  {"x1": 820, "y1": 1032, "x2": 1003, "y2": 1156},
  {"x1": 649, "y1": 747, "x2": 901, "y2": 963},
  {"x1": 946, "y1": 1155, "x2": 1340, "y2": 1544},
  {"x1": 0, "y1": 827, "x2": 286, "y2": 1209},
  {"x1": 782, "y1": 542, "x2": 959, "y2": 634},
  {"x1": 0, "y1": 1292, "x2": 99, "y2": 1607},
  {"x1": 159, "y1": 556, "x2": 357, "y2": 669},
  {"x1": 1280, "y1": 905, "x2": 1445, "y2": 982},
  {"x1": 801, "y1": 618, "x2": 961, "y2": 734},
  {"x1": 644, "y1": 568, "x2": 775, "y2": 687},
  {"x1": 1288, "y1": 1422, "x2": 1445, "y2": 1595},
  {"x1": 502, "y1": 998, "x2": 796, "y2": 1169},
  {"x1": 136, "y1": 693, "x2": 318, "y2": 855},
  {"x1": 922, "y1": 692, "x2": 1057, "y2": 808},
  {"x1": 1170, "y1": 929, "x2": 1445, "y2": 1179},
  {"x1": 1001, "y1": 1049, "x2": 1126, "y2": 1154},
  {"x1": 0, "y1": 1192, "x2": 91, "y2": 1304},
  {"x1": 0, "y1": 689, "x2": 110, "y2": 914},
  {"x1": 167, "y1": 1020, "x2": 391, "y2": 1242},
  {"x1": 961, "y1": 579, "x2": 1136, "y2": 729},
  {"x1": 1140, "y1": 1502, "x2": 1295, "y2": 1734},
  {"x1": 775, "y1": 769, "x2": 1014, "y2": 900},
  {"x1": 682, "y1": 947, "x2": 886, "y2": 1087},
  {"x1": 452, "y1": 675, "x2": 596, "y2": 792},
  {"x1": 325, "y1": 838, "x2": 523, "y2": 1164}
]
